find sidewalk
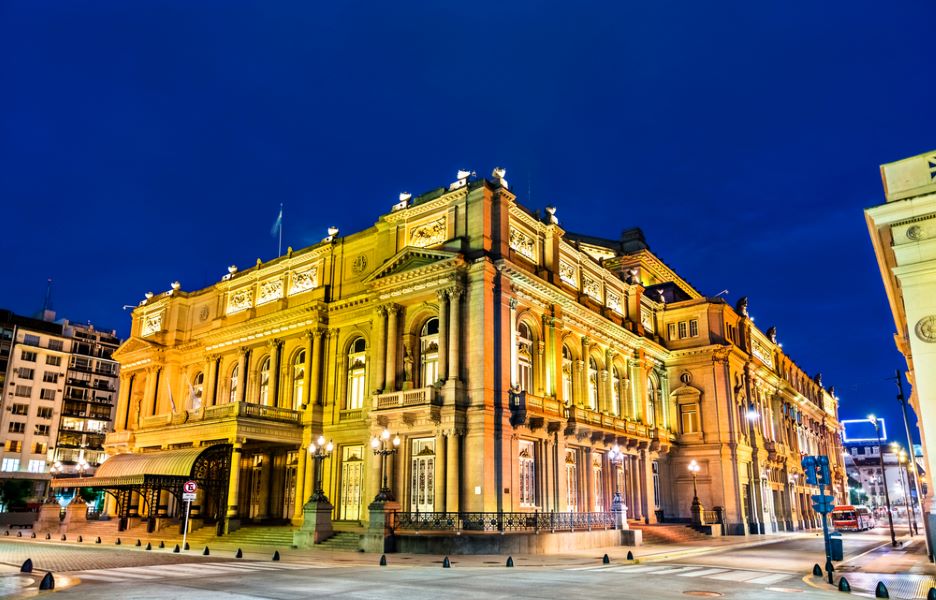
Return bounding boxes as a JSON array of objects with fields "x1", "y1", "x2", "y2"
[{"x1": 807, "y1": 537, "x2": 936, "y2": 599}]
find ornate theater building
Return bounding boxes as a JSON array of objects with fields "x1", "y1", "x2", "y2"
[{"x1": 82, "y1": 170, "x2": 846, "y2": 545}]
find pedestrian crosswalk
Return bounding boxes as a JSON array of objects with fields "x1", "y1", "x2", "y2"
[
  {"x1": 568, "y1": 563, "x2": 792, "y2": 586},
  {"x1": 75, "y1": 561, "x2": 317, "y2": 583}
]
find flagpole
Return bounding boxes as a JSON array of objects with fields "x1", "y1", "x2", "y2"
[{"x1": 278, "y1": 202, "x2": 283, "y2": 257}]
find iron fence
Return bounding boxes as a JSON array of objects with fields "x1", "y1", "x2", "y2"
[{"x1": 392, "y1": 510, "x2": 616, "y2": 533}]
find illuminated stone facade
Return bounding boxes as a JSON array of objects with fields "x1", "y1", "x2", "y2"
[
  {"x1": 105, "y1": 171, "x2": 845, "y2": 537},
  {"x1": 866, "y1": 149, "x2": 936, "y2": 553}
]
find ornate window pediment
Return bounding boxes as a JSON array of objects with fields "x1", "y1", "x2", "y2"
[
  {"x1": 227, "y1": 288, "x2": 253, "y2": 315},
  {"x1": 289, "y1": 267, "x2": 319, "y2": 295},
  {"x1": 141, "y1": 312, "x2": 163, "y2": 337},
  {"x1": 256, "y1": 279, "x2": 283, "y2": 306}
]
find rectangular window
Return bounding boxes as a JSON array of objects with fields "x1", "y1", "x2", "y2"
[
  {"x1": 1, "y1": 458, "x2": 20, "y2": 472},
  {"x1": 519, "y1": 440, "x2": 536, "y2": 507},
  {"x1": 21, "y1": 350, "x2": 37, "y2": 362},
  {"x1": 689, "y1": 319, "x2": 699, "y2": 337},
  {"x1": 48, "y1": 339, "x2": 63, "y2": 351},
  {"x1": 5, "y1": 440, "x2": 22, "y2": 452},
  {"x1": 46, "y1": 355, "x2": 61, "y2": 367},
  {"x1": 680, "y1": 403, "x2": 700, "y2": 433},
  {"x1": 11, "y1": 404, "x2": 28, "y2": 415},
  {"x1": 667, "y1": 323, "x2": 676, "y2": 340},
  {"x1": 34, "y1": 424, "x2": 50, "y2": 436},
  {"x1": 18, "y1": 367, "x2": 35, "y2": 380},
  {"x1": 652, "y1": 461, "x2": 661, "y2": 509},
  {"x1": 14, "y1": 385, "x2": 32, "y2": 397},
  {"x1": 39, "y1": 389, "x2": 56, "y2": 401},
  {"x1": 27, "y1": 460, "x2": 45, "y2": 473},
  {"x1": 23, "y1": 334, "x2": 40, "y2": 346},
  {"x1": 678, "y1": 322, "x2": 687, "y2": 339},
  {"x1": 42, "y1": 372, "x2": 59, "y2": 383},
  {"x1": 36, "y1": 406, "x2": 53, "y2": 418},
  {"x1": 33, "y1": 442, "x2": 46, "y2": 454}
]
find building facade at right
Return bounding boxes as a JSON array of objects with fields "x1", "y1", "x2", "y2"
[{"x1": 866, "y1": 149, "x2": 936, "y2": 554}]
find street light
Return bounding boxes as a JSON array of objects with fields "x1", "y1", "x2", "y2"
[
  {"x1": 308, "y1": 435, "x2": 334, "y2": 504},
  {"x1": 892, "y1": 445, "x2": 918, "y2": 537},
  {"x1": 371, "y1": 428, "x2": 401, "y2": 503},
  {"x1": 869, "y1": 415, "x2": 897, "y2": 547},
  {"x1": 76, "y1": 458, "x2": 89, "y2": 478},
  {"x1": 608, "y1": 444, "x2": 628, "y2": 529},
  {"x1": 688, "y1": 460, "x2": 701, "y2": 501}
]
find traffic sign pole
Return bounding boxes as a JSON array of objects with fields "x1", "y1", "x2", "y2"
[
  {"x1": 181, "y1": 481, "x2": 197, "y2": 551},
  {"x1": 182, "y1": 498, "x2": 191, "y2": 551}
]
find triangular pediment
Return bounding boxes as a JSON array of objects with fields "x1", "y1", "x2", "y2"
[
  {"x1": 113, "y1": 336, "x2": 161, "y2": 359},
  {"x1": 364, "y1": 247, "x2": 462, "y2": 284}
]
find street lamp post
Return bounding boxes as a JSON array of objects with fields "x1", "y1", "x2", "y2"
[
  {"x1": 870, "y1": 415, "x2": 897, "y2": 547},
  {"x1": 688, "y1": 459, "x2": 702, "y2": 526},
  {"x1": 608, "y1": 444, "x2": 628, "y2": 529},
  {"x1": 893, "y1": 447, "x2": 918, "y2": 537},
  {"x1": 308, "y1": 435, "x2": 334, "y2": 503},
  {"x1": 371, "y1": 428, "x2": 401, "y2": 503}
]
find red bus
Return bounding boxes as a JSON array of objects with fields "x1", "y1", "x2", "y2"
[{"x1": 831, "y1": 505, "x2": 876, "y2": 532}]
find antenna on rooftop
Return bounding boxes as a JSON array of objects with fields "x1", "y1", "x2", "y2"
[
  {"x1": 43, "y1": 277, "x2": 53, "y2": 312},
  {"x1": 714, "y1": 289, "x2": 730, "y2": 298}
]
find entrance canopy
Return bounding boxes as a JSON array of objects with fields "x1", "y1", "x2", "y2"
[{"x1": 50, "y1": 445, "x2": 229, "y2": 489}]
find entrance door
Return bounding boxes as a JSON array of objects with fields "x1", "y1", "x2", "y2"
[
  {"x1": 565, "y1": 449, "x2": 578, "y2": 512},
  {"x1": 282, "y1": 451, "x2": 297, "y2": 519},
  {"x1": 410, "y1": 438, "x2": 435, "y2": 512},
  {"x1": 248, "y1": 455, "x2": 263, "y2": 520},
  {"x1": 339, "y1": 446, "x2": 363, "y2": 521}
]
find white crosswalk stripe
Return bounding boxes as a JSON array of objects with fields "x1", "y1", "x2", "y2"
[
  {"x1": 567, "y1": 563, "x2": 792, "y2": 586},
  {"x1": 76, "y1": 561, "x2": 321, "y2": 584}
]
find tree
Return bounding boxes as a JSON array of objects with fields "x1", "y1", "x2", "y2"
[{"x1": 0, "y1": 479, "x2": 33, "y2": 510}]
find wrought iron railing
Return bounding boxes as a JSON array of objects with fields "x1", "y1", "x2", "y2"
[
  {"x1": 392, "y1": 510, "x2": 616, "y2": 533},
  {"x1": 372, "y1": 386, "x2": 440, "y2": 410}
]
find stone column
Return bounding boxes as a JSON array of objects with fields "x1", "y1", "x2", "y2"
[
  {"x1": 580, "y1": 337, "x2": 590, "y2": 407},
  {"x1": 509, "y1": 297, "x2": 519, "y2": 387},
  {"x1": 435, "y1": 431, "x2": 446, "y2": 511},
  {"x1": 385, "y1": 306, "x2": 399, "y2": 392},
  {"x1": 205, "y1": 357, "x2": 218, "y2": 407},
  {"x1": 269, "y1": 340, "x2": 282, "y2": 407},
  {"x1": 630, "y1": 456, "x2": 643, "y2": 520},
  {"x1": 116, "y1": 374, "x2": 130, "y2": 429},
  {"x1": 606, "y1": 350, "x2": 616, "y2": 415},
  {"x1": 373, "y1": 307, "x2": 386, "y2": 393},
  {"x1": 142, "y1": 367, "x2": 158, "y2": 419},
  {"x1": 584, "y1": 447, "x2": 595, "y2": 511},
  {"x1": 448, "y1": 288, "x2": 462, "y2": 382},
  {"x1": 226, "y1": 442, "x2": 242, "y2": 533},
  {"x1": 543, "y1": 315, "x2": 556, "y2": 398},
  {"x1": 293, "y1": 447, "x2": 308, "y2": 525},
  {"x1": 446, "y1": 430, "x2": 460, "y2": 513},
  {"x1": 237, "y1": 349, "x2": 248, "y2": 404},
  {"x1": 306, "y1": 329, "x2": 319, "y2": 406},
  {"x1": 641, "y1": 450, "x2": 657, "y2": 523},
  {"x1": 437, "y1": 291, "x2": 449, "y2": 382},
  {"x1": 103, "y1": 492, "x2": 118, "y2": 518},
  {"x1": 599, "y1": 369, "x2": 609, "y2": 414}
]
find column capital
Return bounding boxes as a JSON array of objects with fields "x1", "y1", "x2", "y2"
[
  {"x1": 326, "y1": 327, "x2": 339, "y2": 339},
  {"x1": 508, "y1": 297, "x2": 518, "y2": 310},
  {"x1": 267, "y1": 338, "x2": 283, "y2": 351},
  {"x1": 436, "y1": 288, "x2": 450, "y2": 302},
  {"x1": 384, "y1": 303, "x2": 401, "y2": 316}
]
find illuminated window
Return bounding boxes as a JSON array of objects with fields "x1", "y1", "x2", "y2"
[
  {"x1": 292, "y1": 350, "x2": 306, "y2": 409},
  {"x1": 519, "y1": 440, "x2": 536, "y2": 507},
  {"x1": 689, "y1": 319, "x2": 699, "y2": 337},
  {"x1": 565, "y1": 449, "x2": 578, "y2": 511},
  {"x1": 27, "y1": 460, "x2": 45, "y2": 473},
  {"x1": 257, "y1": 357, "x2": 271, "y2": 405},
  {"x1": 562, "y1": 346, "x2": 574, "y2": 405},
  {"x1": 678, "y1": 322, "x2": 687, "y2": 339},
  {"x1": 228, "y1": 364, "x2": 239, "y2": 404},
  {"x1": 347, "y1": 338, "x2": 367, "y2": 410},
  {"x1": 593, "y1": 456, "x2": 604, "y2": 511},
  {"x1": 587, "y1": 358, "x2": 599, "y2": 410},
  {"x1": 1, "y1": 458, "x2": 20, "y2": 472},
  {"x1": 420, "y1": 318, "x2": 439, "y2": 386},
  {"x1": 680, "y1": 403, "x2": 699, "y2": 433},
  {"x1": 192, "y1": 372, "x2": 204, "y2": 408},
  {"x1": 517, "y1": 322, "x2": 533, "y2": 392}
]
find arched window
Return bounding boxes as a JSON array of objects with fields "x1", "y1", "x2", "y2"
[
  {"x1": 561, "y1": 346, "x2": 574, "y2": 405},
  {"x1": 587, "y1": 357, "x2": 599, "y2": 411},
  {"x1": 191, "y1": 371, "x2": 204, "y2": 409},
  {"x1": 517, "y1": 322, "x2": 533, "y2": 392},
  {"x1": 646, "y1": 375, "x2": 657, "y2": 426},
  {"x1": 257, "y1": 357, "x2": 271, "y2": 405},
  {"x1": 420, "y1": 318, "x2": 439, "y2": 386},
  {"x1": 292, "y1": 350, "x2": 306, "y2": 410},
  {"x1": 228, "y1": 364, "x2": 239, "y2": 404},
  {"x1": 611, "y1": 366, "x2": 621, "y2": 416},
  {"x1": 347, "y1": 338, "x2": 367, "y2": 410}
]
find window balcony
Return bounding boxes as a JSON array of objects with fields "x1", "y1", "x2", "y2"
[{"x1": 372, "y1": 386, "x2": 440, "y2": 411}]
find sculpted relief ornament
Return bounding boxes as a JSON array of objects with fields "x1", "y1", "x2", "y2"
[
  {"x1": 583, "y1": 276, "x2": 601, "y2": 302},
  {"x1": 227, "y1": 288, "x2": 253, "y2": 315},
  {"x1": 256, "y1": 279, "x2": 283, "y2": 306},
  {"x1": 141, "y1": 312, "x2": 163, "y2": 337},
  {"x1": 606, "y1": 289, "x2": 622, "y2": 314},
  {"x1": 290, "y1": 267, "x2": 318, "y2": 295},
  {"x1": 751, "y1": 339, "x2": 775, "y2": 367},
  {"x1": 559, "y1": 260, "x2": 577, "y2": 286},
  {"x1": 509, "y1": 227, "x2": 536, "y2": 263},
  {"x1": 409, "y1": 217, "x2": 446, "y2": 248},
  {"x1": 916, "y1": 315, "x2": 936, "y2": 343}
]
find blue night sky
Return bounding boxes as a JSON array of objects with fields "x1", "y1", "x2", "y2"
[{"x1": 2, "y1": 1, "x2": 935, "y2": 441}]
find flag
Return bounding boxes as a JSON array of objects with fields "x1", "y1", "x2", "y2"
[
  {"x1": 270, "y1": 205, "x2": 283, "y2": 237},
  {"x1": 167, "y1": 380, "x2": 176, "y2": 413},
  {"x1": 188, "y1": 381, "x2": 201, "y2": 411}
]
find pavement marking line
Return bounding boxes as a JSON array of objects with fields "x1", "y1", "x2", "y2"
[
  {"x1": 586, "y1": 565, "x2": 668, "y2": 573},
  {"x1": 77, "y1": 574, "x2": 131, "y2": 583},
  {"x1": 677, "y1": 568, "x2": 730, "y2": 578},
  {"x1": 706, "y1": 570, "x2": 773, "y2": 582},
  {"x1": 746, "y1": 573, "x2": 792, "y2": 585},
  {"x1": 636, "y1": 567, "x2": 703, "y2": 575}
]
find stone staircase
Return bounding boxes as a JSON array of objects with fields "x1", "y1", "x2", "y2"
[
  {"x1": 317, "y1": 531, "x2": 361, "y2": 551},
  {"x1": 218, "y1": 525, "x2": 296, "y2": 548},
  {"x1": 630, "y1": 523, "x2": 713, "y2": 544}
]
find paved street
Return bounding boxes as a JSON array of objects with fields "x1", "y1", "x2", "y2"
[{"x1": 2, "y1": 528, "x2": 932, "y2": 599}]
